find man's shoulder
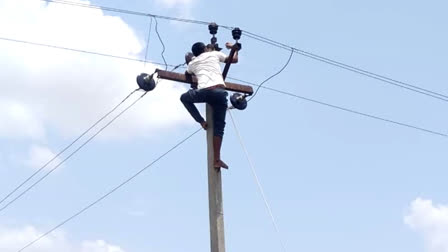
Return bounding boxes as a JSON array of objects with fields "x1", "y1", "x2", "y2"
[
  {"x1": 192, "y1": 51, "x2": 223, "y2": 62},
  {"x1": 211, "y1": 51, "x2": 226, "y2": 57},
  {"x1": 210, "y1": 51, "x2": 227, "y2": 62}
]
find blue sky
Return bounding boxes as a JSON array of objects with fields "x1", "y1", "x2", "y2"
[{"x1": 1, "y1": 0, "x2": 448, "y2": 251}]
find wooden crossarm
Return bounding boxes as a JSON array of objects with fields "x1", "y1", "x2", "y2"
[{"x1": 156, "y1": 69, "x2": 253, "y2": 95}]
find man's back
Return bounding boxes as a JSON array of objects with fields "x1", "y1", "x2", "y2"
[{"x1": 187, "y1": 51, "x2": 227, "y2": 89}]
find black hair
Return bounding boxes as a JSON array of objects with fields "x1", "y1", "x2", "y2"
[{"x1": 192, "y1": 42, "x2": 206, "y2": 57}]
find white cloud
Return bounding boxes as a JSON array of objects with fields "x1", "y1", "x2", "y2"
[
  {"x1": 0, "y1": 100, "x2": 45, "y2": 139},
  {"x1": 81, "y1": 240, "x2": 125, "y2": 252},
  {"x1": 154, "y1": 0, "x2": 197, "y2": 20},
  {"x1": 155, "y1": 0, "x2": 195, "y2": 8},
  {"x1": 0, "y1": 0, "x2": 192, "y2": 141},
  {"x1": 404, "y1": 198, "x2": 448, "y2": 252},
  {"x1": 24, "y1": 145, "x2": 62, "y2": 170},
  {"x1": 0, "y1": 225, "x2": 125, "y2": 252}
]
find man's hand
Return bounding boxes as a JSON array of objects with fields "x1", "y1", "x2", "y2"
[
  {"x1": 185, "y1": 52, "x2": 194, "y2": 64},
  {"x1": 224, "y1": 42, "x2": 239, "y2": 64},
  {"x1": 185, "y1": 71, "x2": 197, "y2": 89},
  {"x1": 225, "y1": 42, "x2": 241, "y2": 51}
]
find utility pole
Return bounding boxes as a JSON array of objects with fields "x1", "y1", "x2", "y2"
[
  {"x1": 142, "y1": 24, "x2": 248, "y2": 252},
  {"x1": 157, "y1": 67, "x2": 249, "y2": 252},
  {"x1": 205, "y1": 39, "x2": 241, "y2": 252}
]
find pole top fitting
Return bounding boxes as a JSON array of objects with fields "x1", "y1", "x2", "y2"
[
  {"x1": 232, "y1": 27, "x2": 242, "y2": 41},
  {"x1": 208, "y1": 22, "x2": 219, "y2": 35}
]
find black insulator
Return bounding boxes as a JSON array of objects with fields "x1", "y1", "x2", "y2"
[
  {"x1": 211, "y1": 36, "x2": 217, "y2": 45},
  {"x1": 136, "y1": 73, "x2": 156, "y2": 91},
  {"x1": 214, "y1": 43, "x2": 222, "y2": 51},
  {"x1": 234, "y1": 42, "x2": 242, "y2": 51},
  {"x1": 232, "y1": 27, "x2": 242, "y2": 41},
  {"x1": 208, "y1": 22, "x2": 218, "y2": 35},
  {"x1": 230, "y1": 93, "x2": 247, "y2": 110}
]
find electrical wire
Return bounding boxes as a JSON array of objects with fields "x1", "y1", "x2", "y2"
[
  {"x1": 240, "y1": 31, "x2": 448, "y2": 103},
  {"x1": 0, "y1": 57, "x2": 185, "y2": 212},
  {"x1": 153, "y1": 17, "x2": 168, "y2": 71},
  {"x1": 0, "y1": 89, "x2": 139, "y2": 207},
  {"x1": 247, "y1": 48, "x2": 294, "y2": 102},
  {"x1": 1, "y1": 34, "x2": 446, "y2": 139},
  {"x1": 143, "y1": 17, "x2": 153, "y2": 68},
  {"x1": 228, "y1": 77, "x2": 448, "y2": 138},
  {"x1": 228, "y1": 110, "x2": 288, "y2": 252},
  {"x1": 39, "y1": 0, "x2": 229, "y2": 27},
  {"x1": 38, "y1": 0, "x2": 448, "y2": 103},
  {"x1": 16, "y1": 128, "x2": 201, "y2": 252},
  {"x1": 171, "y1": 62, "x2": 187, "y2": 71},
  {"x1": 0, "y1": 91, "x2": 149, "y2": 214},
  {"x1": 0, "y1": 36, "x2": 176, "y2": 69},
  {"x1": 244, "y1": 29, "x2": 448, "y2": 99}
]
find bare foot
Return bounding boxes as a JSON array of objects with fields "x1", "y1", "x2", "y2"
[
  {"x1": 214, "y1": 159, "x2": 229, "y2": 169},
  {"x1": 200, "y1": 121, "x2": 208, "y2": 130}
]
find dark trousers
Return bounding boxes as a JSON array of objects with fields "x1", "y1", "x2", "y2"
[{"x1": 180, "y1": 88, "x2": 228, "y2": 137}]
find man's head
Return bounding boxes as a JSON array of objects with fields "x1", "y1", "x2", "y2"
[{"x1": 192, "y1": 42, "x2": 206, "y2": 57}]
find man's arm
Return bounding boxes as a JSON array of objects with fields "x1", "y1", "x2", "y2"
[
  {"x1": 184, "y1": 53, "x2": 197, "y2": 89},
  {"x1": 185, "y1": 52, "x2": 194, "y2": 73},
  {"x1": 224, "y1": 42, "x2": 239, "y2": 63}
]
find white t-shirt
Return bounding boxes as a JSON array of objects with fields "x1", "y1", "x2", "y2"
[{"x1": 187, "y1": 51, "x2": 227, "y2": 90}]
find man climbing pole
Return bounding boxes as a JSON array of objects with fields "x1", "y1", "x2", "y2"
[{"x1": 180, "y1": 41, "x2": 238, "y2": 169}]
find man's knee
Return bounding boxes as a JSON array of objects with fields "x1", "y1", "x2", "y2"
[{"x1": 180, "y1": 93, "x2": 189, "y2": 103}]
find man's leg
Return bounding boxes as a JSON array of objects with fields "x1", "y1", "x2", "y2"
[
  {"x1": 209, "y1": 89, "x2": 228, "y2": 169},
  {"x1": 213, "y1": 136, "x2": 228, "y2": 169},
  {"x1": 180, "y1": 89, "x2": 207, "y2": 129}
]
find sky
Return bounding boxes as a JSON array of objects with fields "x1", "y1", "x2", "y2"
[{"x1": 1, "y1": 0, "x2": 448, "y2": 252}]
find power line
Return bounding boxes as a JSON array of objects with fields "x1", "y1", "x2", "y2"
[
  {"x1": 39, "y1": 0, "x2": 448, "y2": 103},
  {"x1": 1, "y1": 35, "x2": 445, "y2": 139},
  {"x1": 0, "y1": 91, "x2": 148, "y2": 214},
  {"x1": 229, "y1": 111, "x2": 288, "y2": 252},
  {"x1": 0, "y1": 89, "x2": 139, "y2": 207},
  {"x1": 16, "y1": 128, "x2": 201, "y2": 252},
  {"x1": 40, "y1": 0, "x2": 233, "y2": 29},
  {"x1": 227, "y1": 77, "x2": 448, "y2": 139},
  {"x1": 0, "y1": 36, "x2": 177, "y2": 68},
  {"x1": 238, "y1": 31, "x2": 448, "y2": 103},
  {"x1": 1, "y1": 34, "x2": 445, "y2": 139}
]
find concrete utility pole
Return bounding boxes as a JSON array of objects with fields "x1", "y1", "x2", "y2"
[{"x1": 205, "y1": 43, "x2": 240, "y2": 252}]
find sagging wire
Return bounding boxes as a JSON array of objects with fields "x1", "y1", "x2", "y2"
[
  {"x1": 247, "y1": 48, "x2": 294, "y2": 102},
  {"x1": 154, "y1": 17, "x2": 168, "y2": 71}
]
